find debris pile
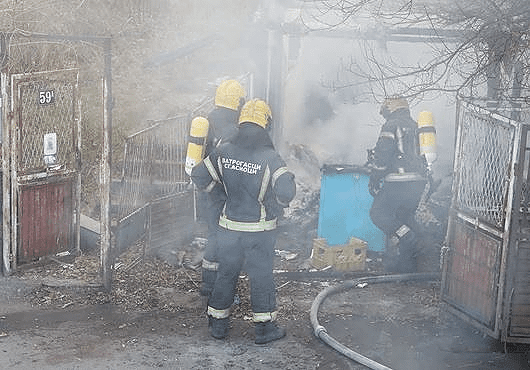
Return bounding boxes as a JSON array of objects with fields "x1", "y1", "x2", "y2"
[
  {"x1": 21, "y1": 242, "x2": 205, "y2": 312},
  {"x1": 18, "y1": 237, "x2": 335, "y2": 331}
]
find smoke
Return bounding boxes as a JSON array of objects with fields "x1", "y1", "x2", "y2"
[
  {"x1": 281, "y1": 34, "x2": 457, "y2": 184},
  {"x1": 282, "y1": 35, "x2": 383, "y2": 186},
  {"x1": 287, "y1": 101, "x2": 380, "y2": 166}
]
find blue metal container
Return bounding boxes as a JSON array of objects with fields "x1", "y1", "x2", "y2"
[{"x1": 317, "y1": 164, "x2": 385, "y2": 251}]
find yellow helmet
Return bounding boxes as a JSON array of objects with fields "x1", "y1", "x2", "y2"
[
  {"x1": 380, "y1": 96, "x2": 409, "y2": 115},
  {"x1": 214, "y1": 79, "x2": 246, "y2": 110},
  {"x1": 238, "y1": 99, "x2": 272, "y2": 129}
]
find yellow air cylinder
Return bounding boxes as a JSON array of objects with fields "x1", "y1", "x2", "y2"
[
  {"x1": 185, "y1": 116, "x2": 209, "y2": 176},
  {"x1": 417, "y1": 111, "x2": 437, "y2": 168}
]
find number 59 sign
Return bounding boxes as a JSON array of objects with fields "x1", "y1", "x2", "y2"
[{"x1": 39, "y1": 89, "x2": 55, "y2": 105}]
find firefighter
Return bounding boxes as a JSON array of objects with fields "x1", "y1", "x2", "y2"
[
  {"x1": 198, "y1": 79, "x2": 246, "y2": 300},
  {"x1": 191, "y1": 99, "x2": 296, "y2": 344},
  {"x1": 367, "y1": 96, "x2": 429, "y2": 273}
]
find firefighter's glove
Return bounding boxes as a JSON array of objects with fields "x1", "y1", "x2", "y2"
[
  {"x1": 364, "y1": 149, "x2": 376, "y2": 169},
  {"x1": 368, "y1": 175, "x2": 383, "y2": 197}
]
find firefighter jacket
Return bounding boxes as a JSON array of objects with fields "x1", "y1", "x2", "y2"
[
  {"x1": 205, "y1": 106, "x2": 240, "y2": 156},
  {"x1": 372, "y1": 108, "x2": 428, "y2": 183},
  {"x1": 202, "y1": 106, "x2": 240, "y2": 207},
  {"x1": 191, "y1": 123, "x2": 296, "y2": 232}
]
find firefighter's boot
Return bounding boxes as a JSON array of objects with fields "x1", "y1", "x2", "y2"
[
  {"x1": 384, "y1": 225, "x2": 417, "y2": 273},
  {"x1": 208, "y1": 316, "x2": 229, "y2": 339},
  {"x1": 255, "y1": 321, "x2": 286, "y2": 344}
]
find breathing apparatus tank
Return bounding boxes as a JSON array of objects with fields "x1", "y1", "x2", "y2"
[
  {"x1": 417, "y1": 111, "x2": 437, "y2": 169},
  {"x1": 185, "y1": 116, "x2": 209, "y2": 176}
]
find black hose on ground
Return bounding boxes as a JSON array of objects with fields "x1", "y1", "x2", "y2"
[{"x1": 310, "y1": 272, "x2": 440, "y2": 370}]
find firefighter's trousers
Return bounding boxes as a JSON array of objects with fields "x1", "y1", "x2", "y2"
[
  {"x1": 370, "y1": 179, "x2": 427, "y2": 272},
  {"x1": 209, "y1": 228, "x2": 277, "y2": 315},
  {"x1": 202, "y1": 193, "x2": 225, "y2": 265},
  {"x1": 370, "y1": 179, "x2": 427, "y2": 236},
  {"x1": 199, "y1": 188, "x2": 226, "y2": 296}
]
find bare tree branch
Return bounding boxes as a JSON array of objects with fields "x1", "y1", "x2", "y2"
[{"x1": 302, "y1": 0, "x2": 530, "y2": 101}]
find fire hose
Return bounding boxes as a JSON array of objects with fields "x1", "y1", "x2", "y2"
[{"x1": 310, "y1": 272, "x2": 439, "y2": 370}]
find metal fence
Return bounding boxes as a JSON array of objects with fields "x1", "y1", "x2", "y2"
[
  {"x1": 115, "y1": 115, "x2": 190, "y2": 220},
  {"x1": 442, "y1": 97, "x2": 530, "y2": 343},
  {"x1": 454, "y1": 101, "x2": 516, "y2": 228},
  {"x1": 112, "y1": 98, "x2": 214, "y2": 255},
  {"x1": 115, "y1": 98, "x2": 214, "y2": 221},
  {"x1": 114, "y1": 73, "x2": 252, "y2": 231},
  {"x1": 16, "y1": 70, "x2": 79, "y2": 174}
]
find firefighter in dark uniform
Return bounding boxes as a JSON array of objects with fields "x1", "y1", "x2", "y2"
[
  {"x1": 199, "y1": 79, "x2": 246, "y2": 299},
  {"x1": 191, "y1": 99, "x2": 296, "y2": 344},
  {"x1": 367, "y1": 96, "x2": 428, "y2": 273}
]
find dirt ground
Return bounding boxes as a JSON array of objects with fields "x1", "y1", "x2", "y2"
[{"x1": 1, "y1": 218, "x2": 529, "y2": 370}]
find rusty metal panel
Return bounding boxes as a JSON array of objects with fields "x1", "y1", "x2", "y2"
[
  {"x1": 115, "y1": 205, "x2": 148, "y2": 255},
  {"x1": 18, "y1": 177, "x2": 73, "y2": 263},
  {"x1": 507, "y1": 241, "x2": 530, "y2": 338},
  {"x1": 443, "y1": 218, "x2": 502, "y2": 332},
  {"x1": 503, "y1": 125, "x2": 530, "y2": 342}
]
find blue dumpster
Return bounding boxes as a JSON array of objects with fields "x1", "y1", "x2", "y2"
[{"x1": 317, "y1": 164, "x2": 385, "y2": 251}]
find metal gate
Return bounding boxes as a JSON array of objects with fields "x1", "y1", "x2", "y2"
[
  {"x1": 113, "y1": 114, "x2": 195, "y2": 255},
  {"x1": 441, "y1": 97, "x2": 530, "y2": 343},
  {"x1": 3, "y1": 69, "x2": 80, "y2": 271}
]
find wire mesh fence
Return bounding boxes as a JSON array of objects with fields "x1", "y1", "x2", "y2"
[
  {"x1": 115, "y1": 108, "x2": 207, "y2": 221},
  {"x1": 455, "y1": 100, "x2": 517, "y2": 228},
  {"x1": 15, "y1": 70, "x2": 79, "y2": 175},
  {"x1": 1, "y1": 32, "x2": 107, "y2": 217},
  {"x1": 112, "y1": 97, "x2": 214, "y2": 256},
  {"x1": 114, "y1": 72, "x2": 252, "y2": 223}
]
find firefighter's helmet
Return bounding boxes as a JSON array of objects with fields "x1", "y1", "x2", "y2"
[
  {"x1": 214, "y1": 79, "x2": 246, "y2": 111},
  {"x1": 238, "y1": 99, "x2": 272, "y2": 129},
  {"x1": 380, "y1": 96, "x2": 409, "y2": 116}
]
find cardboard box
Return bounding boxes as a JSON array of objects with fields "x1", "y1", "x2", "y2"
[{"x1": 311, "y1": 237, "x2": 367, "y2": 272}]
